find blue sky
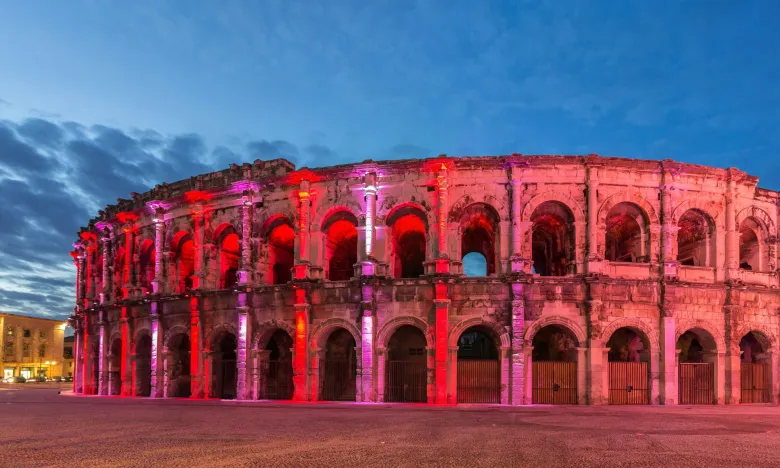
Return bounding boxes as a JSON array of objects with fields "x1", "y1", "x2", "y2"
[{"x1": 0, "y1": 0, "x2": 779, "y2": 319}]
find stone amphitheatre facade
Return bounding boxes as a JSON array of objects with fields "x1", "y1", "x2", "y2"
[{"x1": 69, "y1": 154, "x2": 780, "y2": 406}]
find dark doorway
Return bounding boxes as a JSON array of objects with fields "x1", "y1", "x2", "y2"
[
  {"x1": 320, "y1": 329, "x2": 357, "y2": 401},
  {"x1": 213, "y1": 333, "x2": 237, "y2": 400},
  {"x1": 168, "y1": 333, "x2": 191, "y2": 398},
  {"x1": 385, "y1": 326, "x2": 427, "y2": 403},
  {"x1": 260, "y1": 329, "x2": 294, "y2": 400},
  {"x1": 457, "y1": 326, "x2": 500, "y2": 403},
  {"x1": 135, "y1": 334, "x2": 152, "y2": 397}
]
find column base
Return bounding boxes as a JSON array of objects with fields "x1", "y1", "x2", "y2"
[
  {"x1": 509, "y1": 255, "x2": 533, "y2": 274},
  {"x1": 424, "y1": 258, "x2": 452, "y2": 275}
]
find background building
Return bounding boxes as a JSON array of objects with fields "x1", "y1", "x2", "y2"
[
  {"x1": 63, "y1": 336, "x2": 75, "y2": 378},
  {"x1": 1, "y1": 312, "x2": 67, "y2": 380}
]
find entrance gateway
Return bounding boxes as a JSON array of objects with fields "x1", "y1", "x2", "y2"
[{"x1": 531, "y1": 324, "x2": 579, "y2": 404}]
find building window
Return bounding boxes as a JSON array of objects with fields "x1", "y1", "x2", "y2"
[
  {"x1": 39, "y1": 344, "x2": 46, "y2": 359},
  {"x1": 23, "y1": 329, "x2": 31, "y2": 338},
  {"x1": 39, "y1": 331, "x2": 45, "y2": 339},
  {"x1": 4, "y1": 342, "x2": 13, "y2": 359},
  {"x1": 22, "y1": 343, "x2": 30, "y2": 358},
  {"x1": 6, "y1": 327, "x2": 13, "y2": 336}
]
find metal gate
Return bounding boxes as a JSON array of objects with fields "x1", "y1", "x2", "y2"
[
  {"x1": 608, "y1": 362, "x2": 649, "y2": 405},
  {"x1": 258, "y1": 359, "x2": 294, "y2": 400},
  {"x1": 386, "y1": 360, "x2": 427, "y2": 403},
  {"x1": 135, "y1": 357, "x2": 151, "y2": 397},
  {"x1": 741, "y1": 362, "x2": 770, "y2": 404},
  {"x1": 214, "y1": 359, "x2": 237, "y2": 400},
  {"x1": 532, "y1": 361, "x2": 577, "y2": 404},
  {"x1": 321, "y1": 359, "x2": 356, "y2": 401},
  {"x1": 457, "y1": 360, "x2": 500, "y2": 404},
  {"x1": 679, "y1": 362, "x2": 714, "y2": 404}
]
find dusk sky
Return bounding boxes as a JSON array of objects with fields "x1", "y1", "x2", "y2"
[{"x1": 0, "y1": 0, "x2": 779, "y2": 320}]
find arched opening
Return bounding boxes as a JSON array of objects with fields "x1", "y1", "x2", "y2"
[
  {"x1": 174, "y1": 233, "x2": 195, "y2": 293},
  {"x1": 258, "y1": 329, "x2": 294, "y2": 400},
  {"x1": 211, "y1": 332, "x2": 237, "y2": 400},
  {"x1": 677, "y1": 328, "x2": 717, "y2": 404},
  {"x1": 138, "y1": 239, "x2": 155, "y2": 293},
  {"x1": 458, "y1": 203, "x2": 499, "y2": 276},
  {"x1": 387, "y1": 206, "x2": 427, "y2": 279},
  {"x1": 606, "y1": 327, "x2": 650, "y2": 404},
  {"x1": 385, "y1": 325, "x2": 427, "y2": 403},
  {"x1": 113, "y1": 246, "x2": 126, "y2": 300},
  {"x1": 90, "y1": 342, "x2": 99, "y2": 394},
  {"x1": 134, "y1": 334, "x2": 152, "y2": 397},
  {"x1": 531, "y1": 325, "x2": 578, "y2": 404},
  {"x1": 739, "y1": 218, "x2": 761, "y2": 271},
  {"x1": 266, "y1": 217, "x2": 295, "y2": 285},
  {"x1": 320, "y1": 328, "x2": 357, "y2": 401},
  {"x1": 216, "y1": 225, "x2": 240, "y2": 289},
  {"x1": 740, "y1": 331, "x2": 771, "y2": 403},
  {"x1": 109, "y1": 338, "x2": 122, "y2": 395},
  {"x1": 605, "y1": 202, "x2": 649, "y2": 263},
  {"x1": 456, "y1": 326, "x2": 500, "y2": 403},
  {"x1": 167, "y1": 333, "x2": 191, "y2": 398},
  {"x1": 462, "y1": 252, "x2": 487, "y2": 277},
  {"x1": 323, "y1": 211, "x2": 358, "y2": 281},
  {"x1": 531, "y1": 201, "x2": 575, "y2": 276},
  {"x1": 677, "y1": 210, "x2": 715, "y2": 267}
]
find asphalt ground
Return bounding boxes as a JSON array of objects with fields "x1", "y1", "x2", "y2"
[{"x1": 1, "y1": 384, "x2": 780, "y2": 468}]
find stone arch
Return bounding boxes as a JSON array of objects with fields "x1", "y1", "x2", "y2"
[
  {"x1": 521, "y1": 191, "x2": 586, "y2": 223},
  {"x1": 310, "y1": 318, "x2": 361, "y2": 349},
  {"x1": 211, "y1": 219, "x2": 241, "y2": 244},
  {"x1": 313, "y1": 202, "x2": 363, "y2": 231},
  {"x1": 736, "y1": 205, "x2": 776, "y2": 236},
  {"x1": 671, "y1": 198, "x2": 723, "y2": 226},
  {"x1": 163, "y1": 325, "x2": 189, "y2": 348},
  {"x1": 205, "y1": 322, "x2": 238, "y2": 351},
  {"x1": 600, "y1": 318, "x2": 658, "y2": 351},
  {"x1": 107, "y1": 332, "x2": 122, "y2": 356},
  {"x1": 385, "y1": 202, "x2": 432, "y2": 230},
  {"x1": 735, "y1": 325, "x2": 777, "y2": 352},
  {"x1": 252, "y1": 320, "x2": 296, "y2": 350},
  {"x1": 448, "y1": 194, "x2": 505, "y2": 223},
  {"x1": 377, "y1": 316, "x2": 433, "y2": 348},
  {"x1": 132, "y1": 327, "x2": 152, "y2": 353},
  {"x1": 259, "y1": 212, "x2": 299, "y2": 237},
  {"x1": 597, "y1": 190, "x2": 660, "y2": 226},
  {"x1": 524, "y1": 315, "x2": 587, "y2": 347},
  {"x1": 449, "y1": 316, "x2": 510, "y2": 348},
  {"x1": 675, "y1": 320, "x2": 725, "y2": 352},
  {"x1": 165, "y1": 218, "x2": 195, "y2": 248}
]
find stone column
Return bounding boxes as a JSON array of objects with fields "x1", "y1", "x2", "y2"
[
  {"x1": 523, "y1": 346, "x2": 534, "y2": 404},
  {"x1": 447, "y1": 347, "x2": 458, "y2": 404},
  {"x1": 73, "y1": 320, "x2": 83, "y2": 393},
  {"x1": 437, "y1": 165, "x2": 448, "y2": 258},
  {"x1": 81, "y1": 316, "x2": 90, "y2": 394},
  {"x1": 725, "y1": 174, "x2": 738, "y2": 280},
  {"x1": 293, "y1": 291, "x2": 309, "y2": 401},
  {"x1": 364, "y1": 172, "x2": 378, "y2": 259},
  {"x1": 587, "y1": 343, "x2": 608, "y2": 405},
  {"x1": 725, "y1": 342, "x2": 741, "y2": 405},
  {"x1": 152, "y1": 211, "x2": 165, "y2": 294},
  {"x1": 192, "y1": 205, "x2": 205, "y2": 289},
  {"x1": 77, "y1": 249, "x2": 87, "y2": 308},
  {"x1": 294, "y1": 180, "x2": 312, "y2": 279},
  {"x1": 433, "y1": 281, "x2": 450, "y2": 404},
  {"x1": 97, "y1": 312, "x2": 107, "y2": 395},
  {"x1": 661, "y1": 173, "x2": 679, "y2": 279},
  {"x1": 508, "y1": 165, "x2": 527, "y2": 273},
  {"x1": 99, "y1": 227, "x2": 111, "y2": 303},
  {"x1": 149, "y1": 302, "x2": 162, "y2": 398},
  {"x1": 359, "y1": 283, "x2": 375, "y2": 402},
  {"x1": 660, "y1": 314, "x2": 677, "y2": 405},
  {"x1": 576, "y1": 347, "x2": 588, "y2": 404},
  {"x1": 586, "y1": 160, "x2": 602, "y2": 275},
  {"x1": 238, "y1": 193, "x2": 253, "y2": 284},
  {"x1": 236, "y1": 298, "x2": 250, "y2": 400},
  {"x1": 510, "y1": 283, "x2": 525, "y2": 405},
  {"x1": 376, "y1": 347, "x2": 386, "y2": 402},
  {"x1": 189, "y1": 297, "x2": 203, "y2": 398},
  {"x1": 122, "y1": 223, "x2": 135, "y2": 297},
  {"x1": 120, "y1": 309, "x2": 132, "y2": 396}
]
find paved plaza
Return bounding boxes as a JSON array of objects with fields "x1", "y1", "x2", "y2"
[{"x1": 2, "y1": 384, "x2": 780, "y2": 467}]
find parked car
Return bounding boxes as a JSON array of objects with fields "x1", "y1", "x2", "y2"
[
  {"x1": 52, "y1": 376, "x2": 64, "y2": 383},
  {"x1": 13, "y1": 376, "x2": 26, "y2": 384},
  {"x1": 29, "y1": 376, "x2": 47, "y2": 383}
]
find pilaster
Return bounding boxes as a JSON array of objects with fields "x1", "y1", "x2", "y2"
[
  {"x1": 510, "y1": 282, "x2": 526, "y2": 405},
  {"x1": 433, "y1": 280, "x2": 450, "y2": 404}
]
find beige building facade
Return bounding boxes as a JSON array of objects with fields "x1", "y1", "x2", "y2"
[{"x1": 1, "y1": 312, "x2": 67, "y2": 380}]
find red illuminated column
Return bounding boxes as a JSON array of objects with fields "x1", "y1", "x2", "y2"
[
  {"x1": 97, "y1": 312, "x2": 107, "y2": 395},
  {"x1": 433, "y1": 281, "x2": 450, "y2": 404},
  {"x1": 192, "y1": 205, "x2": 205, "y2": 289},
  {"x1": 81, "y1": 315, "x2": 90, "y2": 394},
  {"x1": 120, "y1": 308, "x2": 132, "y2": 396},
  {"x1": 72, "y1": 318, "x2": 82, "y2": 393},
  {"x1": 435, "y1": 166, "x2": 450, "y2": 276},
  {"x1": 189, "y1": 297, "x2": 203, "y2": 398},
  {"x1": 78, "y1": 249, "x2": 87, "y2": 308},
  {"x1": 99, "y1": 227, "x2": 111, "y2": 303},
  {"x1": 510, "y1": 283, "x2": 525, "y2": 405},
  {"x1": 121, "y1": 223, "x2": 135, "y2": 297},
  {"x1": 239, "y1": 194, "x2": 253, "y2": 284},
  {"x1": 359, "y1": 283, "x2": 375, "y2": 401},
  {"x1": 293, "y1": 288, "x2": 309, "y2": 400},
  {"x1": 152, "y1": 210, "x2": 165, "y2": 294},
  {"x1": 294, "y1": 180, "x2": 312, "y2": 279}
]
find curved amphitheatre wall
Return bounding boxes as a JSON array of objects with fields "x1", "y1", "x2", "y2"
[{"x1": 68, "y1": 154, "x2": 780, "y2": 405}]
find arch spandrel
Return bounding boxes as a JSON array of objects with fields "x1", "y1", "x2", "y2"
[
  {"x1": 523, "y1": 315, "x2": 587, "y2": 347},
  {"x1": 382, "y1": 201, "x2": 434, "y2": 230},
  {"x1": 313, "y1": 203, "x2": 362, "y2": 232},
  {"x1": 448, "y1": 316, "x2": 510, "y2": 348},
  {"x1": 521, "y1": 191, "x2": 586, "y2": 224},
  {"x1": 377, "y1": 316, "x2": 433, "y2": 348},
  {"x1": 448, "y1": 194, "x2": 506, "y2": 224},
  {"x1": 310, "y1": 318, "x2": 361, "y2": 349},
  {"x1": 735, "y1": 325, "x2": 777, "y2": 351},
  {"x1": 205, "y1": 322, "x2": 238, "y2": 350},
  {"x1": 671, "y1": 198, "x2": 723, "y2": 226}
]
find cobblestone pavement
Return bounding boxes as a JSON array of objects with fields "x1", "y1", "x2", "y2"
[{"x1": 2, "y1": 385, "x2": 780, "y2": 468}]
